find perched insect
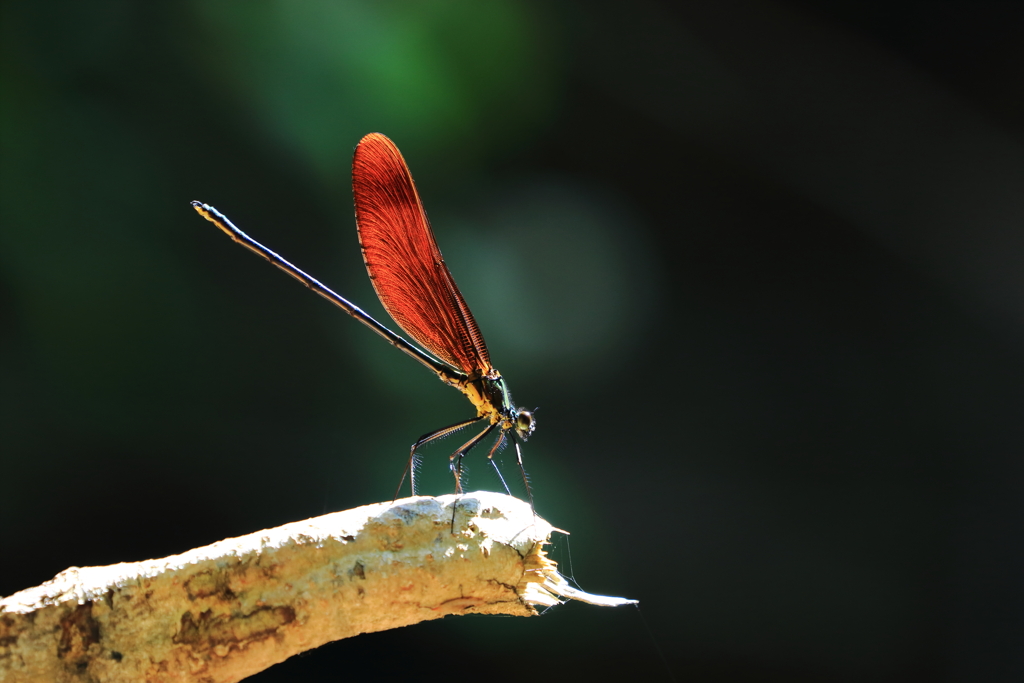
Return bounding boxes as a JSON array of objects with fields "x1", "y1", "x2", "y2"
[{"x1": 192, "y1": 133, "x2": 535, "y2": 503}]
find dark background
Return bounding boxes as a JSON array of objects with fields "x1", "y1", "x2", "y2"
[{"x1": 3, "y1": 1, "x2": 1023, "y2": 681}]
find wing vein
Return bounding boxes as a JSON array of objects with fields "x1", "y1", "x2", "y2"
[{"x1": 352, "y1": 133, "x2": 491, "y2": 374}]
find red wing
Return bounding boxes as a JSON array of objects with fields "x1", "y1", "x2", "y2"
[{"x1": 352, "y1": 133, "x2": 491, "y2": 374}]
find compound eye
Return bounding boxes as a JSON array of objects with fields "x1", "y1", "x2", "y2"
[{"x1": 515, "y1": 409, "x2": 536, "y2": 440}]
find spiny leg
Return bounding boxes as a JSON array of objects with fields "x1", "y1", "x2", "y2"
[
  {"x1": 484, "y1": 430, "x2": 513, "y2": 496},
  {"x1": 449, "y1": 421, "x2": 501, "y2": 494},
  {"x1": 482, "y1": 431, "x2": 535, "y2": 511},
  {"x1": 395, "y1": 415, "x2": 485, "y2": 500},
  {"x1": 511, "y1": 434, "x2": 535, "y2": 513},
  {"x1": 448, "y1": 421, "x2": 501, "y2": 533}
]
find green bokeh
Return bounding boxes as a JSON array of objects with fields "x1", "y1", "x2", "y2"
[{"x1": 4, "y1": 1, "x2": 1024, "y2": 681}]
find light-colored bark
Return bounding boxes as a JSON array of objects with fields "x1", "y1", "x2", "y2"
[{"x1": 0, "y1": 492, "x2": 633, "y2": 683}]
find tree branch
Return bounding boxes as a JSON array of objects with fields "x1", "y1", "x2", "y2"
[{"x1": 0, "y1": 492, "x2": 634, "y2": 683}]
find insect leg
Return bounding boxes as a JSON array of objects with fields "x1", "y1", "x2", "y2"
[
  {"x1": 511, "y1": 434, "x2": 534, "y2": 513},
  {"x1": 449, "y1": 421, "x2": 500, "y2": 494},
  {"x1": 395, "y1": 415, "x2": 486, "y2": 499},
  {"x1": 483, "y1": 430, "x2": 513, "y2": 496}
]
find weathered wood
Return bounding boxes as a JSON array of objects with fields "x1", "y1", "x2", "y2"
[{"x1": 0, "y1": 492, "x2": 633, "y2": 682}]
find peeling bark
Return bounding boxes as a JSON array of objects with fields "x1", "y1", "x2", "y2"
[{"x1": 0, "y1": 492, "x2": 634, "y2": 683}]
